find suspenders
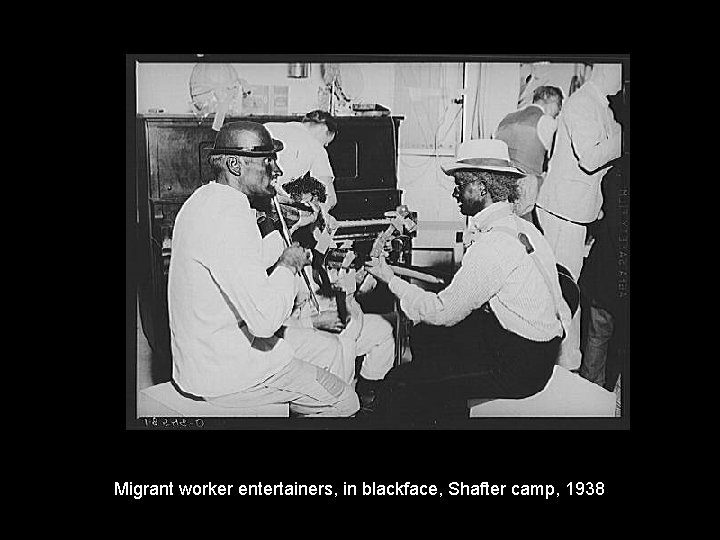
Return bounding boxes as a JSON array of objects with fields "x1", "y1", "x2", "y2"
[{"x1": 489, "y1": 223, "x2": 566, "y2": 338}]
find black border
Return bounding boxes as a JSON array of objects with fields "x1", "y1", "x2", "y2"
[
  {"x1": 120, "y1": 54, "x2": 636, "y2": 503},
  {"x1": 128, "y1": 53, "x2": 631, "y2": 432}
]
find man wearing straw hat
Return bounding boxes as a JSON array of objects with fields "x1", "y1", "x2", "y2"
[
  {"x1": 167, "y1": 120, "x2": 359, "y2": 417},
  {"x1": 363, "y1": 139, "x2": 571, "y2": 423}
]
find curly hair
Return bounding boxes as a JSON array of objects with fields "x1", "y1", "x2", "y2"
[
  {"x1": 454, "y1": 170, "x2": 521, "y2": 203},
  {"x1": 282, "y1": 172, "x2": 327, "y2": 203}
]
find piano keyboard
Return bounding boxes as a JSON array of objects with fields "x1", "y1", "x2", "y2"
[
  {"x1": 332, "y1": 218, "x2": 393, "y2": 242},
  {"x1": 334, "y1": 217, "x2": 393, "y2": 229}
]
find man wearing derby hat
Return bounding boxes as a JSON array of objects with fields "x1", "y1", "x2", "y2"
[
  {"x1": 167, "y1": 120, "x2": 359, "y2": 416},
  {"x1": 362, "y1": 139, "x2": 571, "y2": 424}
]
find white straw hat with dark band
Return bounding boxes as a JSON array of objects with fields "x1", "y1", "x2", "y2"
[{"x1": 441, "y1": 139, "x2": 525, "y2": 175}]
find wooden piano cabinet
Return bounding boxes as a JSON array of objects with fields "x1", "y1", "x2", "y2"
[
  {"x1": 329, "y1": 116, "x2": 402, "y2": 193},
  {"x1": 333, "y1": 189, "x2": 402, "y2": 221}
]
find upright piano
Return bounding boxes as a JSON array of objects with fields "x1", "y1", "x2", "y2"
[{"x1": 135, "y1": 114, "x2": 404, "y2": 379}]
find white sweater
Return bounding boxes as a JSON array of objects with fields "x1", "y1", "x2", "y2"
[{"x1": 388, "y1": 202, "x2": 569, "y2": 342}]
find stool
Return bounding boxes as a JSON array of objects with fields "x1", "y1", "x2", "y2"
[
  {"x1": 138, "y1": 382, "x2": 290, "y2": 417},
  {"x1": 468, "y1": 365, "x2": 616, "y2": 417}
]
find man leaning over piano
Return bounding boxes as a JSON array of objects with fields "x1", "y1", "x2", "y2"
[{"x1": 265, "y1": 110, "x2": 341, "y2": 232}]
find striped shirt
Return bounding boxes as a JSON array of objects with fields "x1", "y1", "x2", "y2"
[{"x1": 388, "y1": 202, "x2": 569, "y2": 342}]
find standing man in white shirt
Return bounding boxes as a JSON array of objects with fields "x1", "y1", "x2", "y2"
[
  {"x1": 265, "y1": 110, "x2": 339, "y2": 230},
  {"x1": 494, "y1": 86, "x2": 563, "y2": 223},
  {"x1": 535, "y1": 63, "x2": 623, "y2": 371},
  {"x1": 167, "y1": 121, "x2": 359, "y2": 416},
  {"x1": 362, "y1": 140, "x2": 570, "y2": 424}
]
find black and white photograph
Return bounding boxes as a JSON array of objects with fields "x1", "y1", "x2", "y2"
[{"x1": 127, "y1": 54, "x2": 630, "y2": 429}]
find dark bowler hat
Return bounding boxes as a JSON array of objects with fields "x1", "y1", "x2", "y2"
[{"x1": 209, "y1": 121, "x2": 284, "y2": 157}]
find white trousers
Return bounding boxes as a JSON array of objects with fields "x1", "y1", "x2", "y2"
[
  {"x1": 355, "y1": 314, "x2": 395, "y2": 381},
  {"x1": 283, "y1": 313, "x2": 395, "y2": 385},
  {"x1": 536, "y1": 207, "x2": 586, "y2": 371},
  {"x1": 282, "y1": 326, "x2": 345, "y2": 375}
]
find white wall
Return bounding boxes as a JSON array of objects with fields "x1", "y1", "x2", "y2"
[
  {"x1": 136, "y1": 62, "x2": 396, "y2": 115},
  {"x1": 524, "y1": 62, "x2": 579, "y2": 101}
]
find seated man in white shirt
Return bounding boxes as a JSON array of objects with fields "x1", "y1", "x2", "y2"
[
  {"x1": 168, "y1": 120, "x2": 359, "y2": 417},
  {"x1": 363, "y1": 140, "x2": 570, "y2": 425},
  {"x1": 275, "y1": 173, "x2": 395, "y2": 406}
]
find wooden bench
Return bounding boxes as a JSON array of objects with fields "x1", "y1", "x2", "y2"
[
  {"x1": 468, "y1": 365, "x2": 616, "y2": 417},
  {"x1": 138, "y1": 382, "x2": 290, "y2": 417}
]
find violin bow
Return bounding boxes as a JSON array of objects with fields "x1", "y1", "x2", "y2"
[{"x1": 272, "y1": 196, "x2": 320, "y2": 313}]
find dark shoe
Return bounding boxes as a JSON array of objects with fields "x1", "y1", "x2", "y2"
[
  {"x1": 355, "y1": 405, "x2": 376, "y2": 418},
  {"x1": 355, "y1": 376, "x2": 383, "y2": 410}
]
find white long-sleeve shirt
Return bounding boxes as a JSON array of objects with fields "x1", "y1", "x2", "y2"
[
  {"x1": 168, "y1": 182, "x2": 298, "y2": 397},
  {"x1": 388, "y1": 202, "x2": 569, "y2": 342},
  {"x1": 264, "y1": 122, "x2": 334, "y2": 180},
  {"x1": 264, "y1": 122, "x2": 336, "y2": 208},
  {"x1": 536, "y1": 81, "x2": 622, "y2": 223}
]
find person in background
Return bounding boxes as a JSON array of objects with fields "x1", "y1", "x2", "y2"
[
  {"x1": 265, "y1": 110, "x2": 340, "y2": 231},
  {"x1": 168, "y1": 121, "x2": 359, "y2": 417},
  {"x1": 578, "y1": 88, "x2": 628, "y2": 390},
  {"x1": 494, "y1": 85, "x2": 563, "y2": 225},
  {"x1": 362, "y1": 140, "x2": 570, "y2": 425},
  {"x1": 535, "y1": 63, "x2": 623, "y2": 372}
]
